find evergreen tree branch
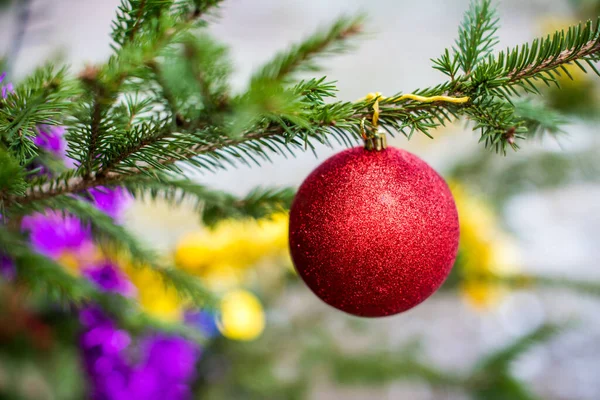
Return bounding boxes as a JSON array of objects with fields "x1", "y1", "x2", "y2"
[
  {"x1": 513, "y1": 99, "x2": 567, "y2": 138},
  {"x1": 0, "y1": 224, "x2": 96, "y2": 303},
  {"x1": 14, "y1": 195, "x2": 216, "y2": 309},
  {"x1": 121, "y1": 174, "x2": 294, "y2": 225},
  {"x1": 472, "y1": 19, "x2": 600, "y2": 96},
  {"x1": 0, "y1": 225, "x2": 207, "y2": 342},
  {"x1": 0, "y1": 66, "x2": 77, "y2": 163},
  {"x1": 146, "y1": 61, "x2": 184, "y2": 124},
  {"x1": 71, "y1": 5, "x2": 216, "y2": 177},
  {"x1": 128, "y1": 0, "x2": 148, "y2": 43},
  {"x1": 6, "y1": 3, "x2": 600, "y2": 219},
  {"x1": 79, "y1": 74, "x2": 107, "y2": 179},
  {"x1": 454, "y1": 0, "x2": 499, "y2": 75},
  {"x1": 474, "y1": 323, "x2": 564, "y2": 374},
  {"x1": 250, "y1": 15, "x2": 364, "y2": 84},
  {"x1": 0, "y1": 147, "x2": 27, "y2": 202},
  {"x1": 327, "y1": 347, "x2": 465, "y2": 387},
  {"x1": 111, "y1": 0, "x2": 170, "y2": 48}
]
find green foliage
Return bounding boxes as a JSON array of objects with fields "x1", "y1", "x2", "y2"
[
  {"x1": 474, "y1": 324, "x2": 562, "y2": 374},
  {"x1": 454, "y1": 0, "x2": 500, "y2": 75},
  {"x1": 159, "y1": 33, "x2": 231, "y2": 120},
  {"x1": 1, "y1": 0, "x2": 600, "y2": 347},
  {"x1": 449, "y1": 145, "x2": 600, "y2": 207},
  {"x1": 428, "y1": 8, "x2": 600, "y2": 152},
  {"x1": 468, "y1": 324, "x2": 563, "y2": 400},
  {"x1": 250, "y1": 15, "x2": 364, "y2": 84},
  {"x1": 0, "y1": 66, "x2": 77, "y2": 163},
  {"x1": 317, "y1": 323, "x2": 563, "y2": 400},
  {"x1": 513, "y1": 99, "x2": 567, "y2": 138},
  {"x1": 111, "y1": 0, "x2": 172, "y2": 48},
  {"x1": 327, "y1": 345, "x2": 462, "y2": 387},
  {"x1": 16, "y1": 194, "x2": 216, "y2": 308},
  {"x1": 472, "y1": 19, "x2": 600, "y2": 97},
  {"x1": 0, "y1": 147, "x2": 27, "y2": 200},
  {"x1": 0, "y1": 225, "x2": 95, "y2": 303},
  {"x1": 121, "y1": 174, "x2": 294, "y2": 226}
]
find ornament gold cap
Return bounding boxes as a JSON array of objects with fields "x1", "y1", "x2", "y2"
[{"x1": 364, "y1": 127, "x2": 387, "y2": 151}]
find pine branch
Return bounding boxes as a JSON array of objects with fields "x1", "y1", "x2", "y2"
[
  {"x1": 502, "y1": 274, "x2": 600, "y2": 298},
  {"x1": 121, "y1": 174, "x2": 294, "y2": 225},
  {"x1": 0, "y1": 224, "x2": 95, "y2": 303},
  {"x1": 112, "y1": 0, "x2": 224, "y2": 49},
  {"x1": 111, "y1": 0, "x2": 169, "y2": 48},
  {"x1": 0, "y1": 66, "x2": 77, "y2": 163},
  {"x1": 0, "y1": 147, "x2": 27, "y2": 202},
  {"x1": 463, "y1": 98, "x2": 527, "y2": 152},
  {"x1": 127, "y1": 0, "x2": 148, "y2": 42},
  {"x1": 146, "y1": 61, "x2": 183, "y2": 124},
  {"x1": 474, "y1": 323, "x2": 563, "y2": 374},
  {"x1": 513, "y1": 99, "x2": 567, "y2": 138},
  {"x1": 455, "y1": 0, "x2": 500, "y2": 75},
  {"x1": 81, "y1": 76, "x2": 107, "y2": 179},
  {"x1": 250, "y1": 15, "x2": 364, "y2": 84},
  {"x1": 465, "y1": 323, "x2": 565, "y2": 400},
  {"x1": 472, "y1": 19, "x2": 600, "y2": 96},
  {"x1": 0, "y1": 225, "x2": 206, "y2": 343},
  {"x1": 449, "y1": 146, "x2": 600, "y2": 207},
  {"x1": 14, "y1": 195, "x2": 217, "y2": 309},
  {"x1": 328, "y1": 348, "x2": 464, "y2": 387}
]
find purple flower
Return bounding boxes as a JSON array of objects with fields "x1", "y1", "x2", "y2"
[
  {"x1": 21, "y1": 211, "x2": 92, "y2": 259},
  {"x1": 35, "y1": 125, "x2": 65, "y2": 155},
  {"x1": 0, "y1": 72, "x2": 13, "y2": 99},
  {"x1": 83, "y1": 324, "x2": 131, "y2": 356},
  {"x1": 88, "y1": 187, "x2": 132, "y2": 221},
  {"x1": 128, "y1": 367, "x2": 161, "y2": 399},
  {"x1": 83, "y1": 262, "x2": 136, "y2": 297},
  {"x1": 0, "y1": 255, "x2": 15, "y2": 280},
  {"x1": 33, "y1": 124, "x2": 77, "y2": 169},
  {"x1": 80, "y1": 308, "x2": 133, "y2": 400},
  {"x1": 141, "y1": 334, "x2": 200, "y2": 382},
  {"x1": 79, "y1": 308, "x2": 201, "y2": 400},
  {"x1": 80, "y1": 307, "x2": 112, "y2": 328}
]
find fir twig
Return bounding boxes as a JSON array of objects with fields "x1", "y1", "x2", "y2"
[
  {"x1": 455, "y1": 0, "x2": 500, "y2": 75},
  {"x1": 121, "y1": 174, "x2": 294, "y2": 226},
  {"x1": 14, "y1": 195, "x2": 217, "y2": 309},
  {"x1": 250, "y1": 15, "x2": 364, "y2": 84}
]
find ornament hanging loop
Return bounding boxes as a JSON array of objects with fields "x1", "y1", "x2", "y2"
[
  {"x1": 364, "y1": 127, "x2": 387, "y2": 151},
  {"x1": 363, "y1": 94, "x2": 387, "y2": 151}
]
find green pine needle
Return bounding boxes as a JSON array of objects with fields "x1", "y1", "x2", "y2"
[{"x1": 251, "y1": 14, "x2": 365, "y2": 84}]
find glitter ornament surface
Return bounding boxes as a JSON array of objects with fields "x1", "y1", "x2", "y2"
[{"x1": 289, "y1": 147, "x2": 459, "y2": 317}]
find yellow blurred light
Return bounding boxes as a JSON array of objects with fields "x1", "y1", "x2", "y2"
[
  {"x1": 175, "y1": 230, "x2": 233, "y2": 272},
  {"x1": 450, "y1": 182, "x2": 520, "y2": 310},
  {"x1": 56, "y1": 244, "x2": 104, "y2": 275},
  {"x1": 173, "y1": 213, "x2": 290, "y2": 284},
  {"x1": 124, "y1": 265, "x2": 184, "y2": 322},
  {"x1": 460, "y1": 280, "x2": 507, "y2": 310},
  {"x1": 57, "y1": 252, "x2": 81, "y2": 274},
  {"x1": 200, "y1": 263, "x2": 244, "y2": 292},
  {"x1": 217, "y1": 289, "x2": 265, "y2": 341}
]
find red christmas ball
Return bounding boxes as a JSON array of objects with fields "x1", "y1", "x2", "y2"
[{"x1": 289, "y1": 146, "x2": 459, "y2": 317}]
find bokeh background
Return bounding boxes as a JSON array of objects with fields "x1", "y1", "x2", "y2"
[{"x1": 1, "y1": 0, "x2": 600, "y2": 399}]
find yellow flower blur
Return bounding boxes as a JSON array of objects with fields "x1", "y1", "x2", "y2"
[
  {"x1": 450, "y1": 182, "x2": 519, "y2": 310},
  {"x1": 124, "y1": 263, "x2": 184, "y2": 323},
  {"x1": 174, "y1": 213, "x2": 290, "y2": 291},
  {"x1": 217, "y1": 289, "x2": 265, "y2": 341}
]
